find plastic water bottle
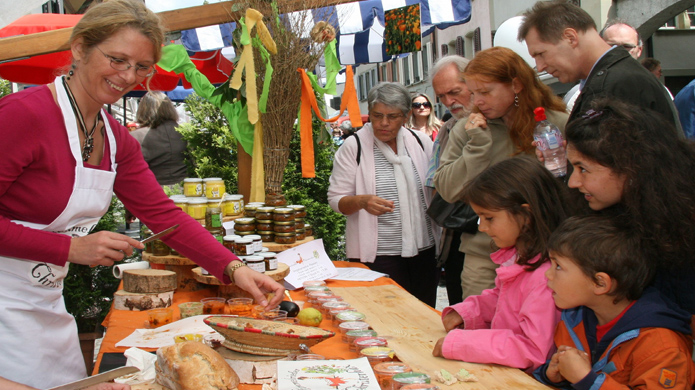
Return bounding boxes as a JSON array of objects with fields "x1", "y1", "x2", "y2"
[{"x1": 533, "y1": 107, "x2": 567, "y2": 177}]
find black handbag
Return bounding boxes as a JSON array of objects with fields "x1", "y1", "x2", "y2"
[{"x1": 426, "y1": 192, "x2": 479, "y2": 234}]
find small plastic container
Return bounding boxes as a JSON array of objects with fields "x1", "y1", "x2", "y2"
[
  {"x1": 391, "y1": 373, "x2": 431, "y2": 390},
  {"x1": 178, "y1": 302, "x2": 203, "y2": 319},
  {"x1": 316, "y1": 295, "x2": 342, "y2": 311},
  {"x1": 373, "y1": 362, "x2": 412, "y2": 390},
  {"x1": 335, "y1": 310, "x2": 367, "y2": 324},
  {"x1": 226, "y1": 297, "x2": 254, "y2": 316},
  {"x1": 186, "y1": 197, "x2": 208, "y2": 220},
  {"x1": 303, "y1": 280, "x2": 327, "y2": 289},
  {"x1": 338, "y1": 321, "x2": 370, "y2": 342},
  {"x1": 354, "y1": 336, "x2": 388, "y2": 352},
  {"x1": 305, "y1": 285, "x2": 331, "y2": 294},
  {"x1": 252, "y1": 304, "x2": 279, "y2": 319},
  {"x1": 322, "y1": 301, "x2": 351, "y2": 319},
  {"x1": 307, "y1": 291, "x2": 334, "y2": 305},
  {"x1": 330, "y1": 307, "x2": 354, "y2": 325},
  {"x1": 203, "y1": 177, "x2": 225, "y2": 199},
  {"x1": 255, "y1": 207, "x2": 275, "y2": 221},
  {"x1": 295, "y1": 354, "x2": 325, "y2": 360},
  {"x1": 359, "y1": 346, "x2": 395, "y2": 367},
  {"x1": 183, "y1": 178, "x2": 203, "y2": 197},
  {"x1": 173, "y1": 333, "x2": 204, "y2": 343},
  {"x1": 148, "y1": 307, "x2": 173, "y2": 328},
  {"x1": 346, "y1": 329, "x2": 378, "y2": 352},
  {"x1": 272, "y1": 207, "x2": 295, "y2": 222},
  {"x1": 245, "y1": 255, "x2": 266, "y2": 273},
  {"x1": 274, "y1": 232, "x2": 296, "y2": 244},
  {"x1": 398, "y1": 385, "x2": 439, "y2": 390},
  {"x1": 201, "y1": 297, "x2": 226, "y2": 314},
  {"x1": 261, "y1": 309, "x2": 288, "y2": 321}
]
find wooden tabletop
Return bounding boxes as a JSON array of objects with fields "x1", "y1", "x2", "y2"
[{"x1": 96, "y1": 261, "x2": 551, "y2": 390}]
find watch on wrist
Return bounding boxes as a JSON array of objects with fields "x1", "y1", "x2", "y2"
[{"x1": 228, "y1": 261, "x2": 247, "y2": 284}]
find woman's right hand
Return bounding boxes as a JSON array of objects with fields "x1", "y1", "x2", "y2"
[
  {"x1": 464, "y1": 113, "x2": 488, "y2": 131},
  {"x1": 67, "y1": 231, "x2": 144, "y2": 267},
  {"x1": 533, "y1": 140, "x2": 567, "y2": 163},
  {"x1": 442, "y1": 310, "x2": 464, "y2": 332},
  {"x1": 359, "y1": 195, "x2": 395, "y2": 216}
]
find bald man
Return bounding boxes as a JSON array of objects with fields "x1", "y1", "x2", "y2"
[{"x1": 601, "y1": 21, "x2": 643, "y2": 59}]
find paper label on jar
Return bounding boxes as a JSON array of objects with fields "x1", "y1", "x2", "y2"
[
  {"x1": 247, "y1": 261, "x2": 265, "y2": 272},
  {"x1": 243, "y1": 244, "x2": 254, "y2": 255},
  {"x1": 254, "y1": 241, "x2": 263, "y2": 253},
  {"x1": 210, "y1": 214, "x2": 222, "y2": 227},
  {"x1": 267, "y1": 258, "x2": 278, "y2": 270}
]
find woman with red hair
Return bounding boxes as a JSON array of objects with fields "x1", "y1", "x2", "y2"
[{"x1": 434, "y1": 46, "x2": 568, "y2": 301}]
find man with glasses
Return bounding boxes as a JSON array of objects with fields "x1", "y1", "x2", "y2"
[
  {"x1": 519, "y1": 1, "x2": 682, "y2": 136},
  {"x1": 600, "y1": 20, "x2": 643, "y2": 60}
]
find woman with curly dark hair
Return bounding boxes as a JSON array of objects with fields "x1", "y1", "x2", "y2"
[{"x1": 565, "y1": 98, "x2": 695, "y2": 314}]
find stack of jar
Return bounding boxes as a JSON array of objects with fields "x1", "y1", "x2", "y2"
[
  {"x1": 176, "y1": 177, "x2": 245, "y2": 222},
  {"x1": 222, "y1": 233, "x2": 278, "y2": 273}
]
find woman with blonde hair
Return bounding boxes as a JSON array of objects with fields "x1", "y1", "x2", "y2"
[
  {"x1": 408, "y1": 93, "x2": 441, "y2": 140},
  {"x1": 434, "y1": 46, "x2": 568, "y2": 301}
]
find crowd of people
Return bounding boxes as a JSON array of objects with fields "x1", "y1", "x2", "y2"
[
  {"x1": 328, "y1": 1, "x2": 695, "y2": 389},
  {"x1": 3, "y1": 0, "x2": 695, "y2": 388}
]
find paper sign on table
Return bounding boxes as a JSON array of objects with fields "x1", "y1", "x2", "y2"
[
  {"x1": 277, "y1": 357, "x2": 380, "y2": 390},
  {"x1": 115, "y1": 315, "x2": 222, "y2": 349},
  {"x1": 328, "y1": 267, "x2": 388, "y2": 282},
  {"x1": 277, "y1": 239, "x2": 338, "y2": 290}
]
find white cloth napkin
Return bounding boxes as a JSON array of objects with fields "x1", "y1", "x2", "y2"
[{"x1": 113, "y1": 347, "x2": 157, "y2": 385}]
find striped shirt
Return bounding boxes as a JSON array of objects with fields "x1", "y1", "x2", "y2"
[{"x1": 374, "y1": 145, "x2": 435, "y2": 256}]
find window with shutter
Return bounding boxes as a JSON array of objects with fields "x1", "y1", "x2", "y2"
[
  {"x1": 441, "y1": 44, "x2": 448, "y2": 56},
  {"x1": 456, "y1": 36, "x2": 464, "y2": 56},
  {"x1": 404, "y1": 57, "x2": 411, "y2": 85},
  {"x1": 422, "y1": 44, "x2": 429, "y2": 78},
  {"x1": 474, "y1": 28, "x2": 481, "y2": 53}
]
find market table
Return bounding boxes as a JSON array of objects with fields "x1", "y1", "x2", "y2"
[{"x1": 96, "y1": 261, "x2": 551, "y2": 390}]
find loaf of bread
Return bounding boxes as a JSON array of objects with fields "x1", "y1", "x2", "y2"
[{"x1": 155, "y1": 341, "x2": 240, "y2": 390}]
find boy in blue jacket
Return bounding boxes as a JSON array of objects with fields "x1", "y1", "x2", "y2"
[{"x1": 536, "y1": 215, "x2": 694, "y2": 389}]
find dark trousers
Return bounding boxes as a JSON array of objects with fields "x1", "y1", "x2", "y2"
[
  {"x1": 443, "y1": 233, "x2": 465, "y2": 306},
  {"x1": 350, "y1": 246, "x2": 439, "y2": 307}
]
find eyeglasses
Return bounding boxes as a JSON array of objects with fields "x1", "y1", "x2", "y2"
[
  {"x1": 412, "y1": 102, "x2": 432, "y2": 109},
  {"x1": 607, "y1": 42, "x2": 637, "y2": 51},
  {"x1": 95, "y1": 46, "x2": 156, "y2": 78},
  {"x1": 370, "y1": 113, "x2": 405, "y2": 122}
]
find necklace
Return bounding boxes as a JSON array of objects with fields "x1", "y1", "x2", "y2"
[{"x1": 62, "y1": 77, "x2": 100, "y2": 162}]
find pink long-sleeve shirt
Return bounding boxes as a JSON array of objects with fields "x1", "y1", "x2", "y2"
[
  {"x1": 440, "y1": 247, "x2": 560, "y2": 372},
  {"x1": 0, "y1": 85, "x2": 236, "y2": 283}
]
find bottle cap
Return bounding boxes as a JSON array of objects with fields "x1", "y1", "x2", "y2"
[{"x1": 534, "y1": 107, "x2": 546, "y2": 121}]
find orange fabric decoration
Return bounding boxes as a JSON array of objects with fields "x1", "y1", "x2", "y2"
[{"x1": 297, "y1": 65, "x2": 362, "y2": 177}]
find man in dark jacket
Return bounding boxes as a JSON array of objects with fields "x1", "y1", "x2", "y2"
[{"x1": 518, "y1": 0, "x2": 683, "y2": 137}]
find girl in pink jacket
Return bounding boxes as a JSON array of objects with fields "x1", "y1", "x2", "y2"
[{"x1": 433, "y1": 158, "x2": 572, "y2": 372}]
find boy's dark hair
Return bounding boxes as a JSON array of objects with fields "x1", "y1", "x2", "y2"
[
  {"x1": 518, "y1": 0, "x2": 597, "y2": 43},
  {"x1": 548, "y1": 215, "x2": 653, "y2": 302},
  {"x1": 641, "y1": 57, "x2": 661, "y2": 72},
  {"x1": 461, "y1": 158, "x2": 572, "y2": 270}
]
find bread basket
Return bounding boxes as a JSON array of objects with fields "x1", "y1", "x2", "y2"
[{"x1": 204, "y1": 316, "x2": 335, "y2": 356}]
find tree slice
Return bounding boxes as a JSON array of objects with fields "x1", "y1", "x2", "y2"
[
  {"x1": 123, "y1": 269, "x2": 178, "y2": 293},
  {"x1": 113, "y1": 290, "x2": 173, "y2": 311}
]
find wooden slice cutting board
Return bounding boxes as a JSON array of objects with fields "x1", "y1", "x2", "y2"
[{"x1": 330, "y1": 285, "x2": 552, "y2": 390}]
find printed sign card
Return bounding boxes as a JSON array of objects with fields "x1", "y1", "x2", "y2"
[
  {"x1": 277, "y1": 239, "x2": 338, "y2": 290},
  {"x1": 277, "y1": 357, "x2": 380, "y2": 390}
]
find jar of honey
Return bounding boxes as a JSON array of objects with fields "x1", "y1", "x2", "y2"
[
  {"x1": 186, "y1": 197, "x2": 207, "y2": 220},
  {"x1": 255, "y1": 207, "x2": 275, "y2": 221},
  {"x1": 170, "y1": 195, "x2": 188, "y2": 214},
  {"x1": 234, "y1": 218, "x2": 256, "y2": 232},
  {"x1": 272, "y1": 207, "x2": 295, "y2": 222},
  {"x1": 203, "y1": 177, "x2": 225, "y2": 199},
  {"x1": 183, "y1": 178, "x2": 203, "y2": 197},
  {"x1": 273, "y1": 221, "x2": 296, "y2": 233},
  {"x1": 224, "y1": 194, "x2": 244, "y2": 216},
  {"x1": 274, "y1": 232, "x2": 296, "y2": 244}
]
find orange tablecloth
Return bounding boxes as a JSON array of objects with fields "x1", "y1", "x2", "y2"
[{"x1": 95, "y1": 261, "x2": 402, "y2": 389}]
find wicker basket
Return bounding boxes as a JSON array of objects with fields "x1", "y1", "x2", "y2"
[{"x1": 204, "y1": 316, "x2": 335, "y2": 356}]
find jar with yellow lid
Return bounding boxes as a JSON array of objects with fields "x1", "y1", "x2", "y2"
[
  {"x1": 273, "y1": 208, "x2": 295, "y2": 222},
  {"x1": 205, "y1": 202, "x2": 223, "y2": 229},
  {"x1": 255, "y1": 220, "x2": 274, "y2": 232},
  {"x1": 186, "y1": 197, "x2": 207, "y2": 220},
  {"x1": 287, "y1": 204, "x2": 307, "y2": 218},
  {"x1": 183, "y1": 178, "x2": 203, "y2": 197},
  {"x1": 224, "y1": 194, "x2": 244, "y2": 216},
  {"x1": 234, "y1": 218, "x2": 256, "y2": 233},
  {"x1": 258, "y1": 231, "x2": 275, "y2": 242},
  {"x1": 255, "y1": 207, "x2": 275, "y2": 221},
  {"x1": 273, "y1": 221, "x2": 296, "y2": 233},
  {"x1": 274, "y1": 232, "x2": 296, "y2": 244},
  {"x1": 203, "y1": 177, "x2": 225, "y2": 199},
  {"x1": 244, "y1": 205, "x2": 258, "y2": 218}
]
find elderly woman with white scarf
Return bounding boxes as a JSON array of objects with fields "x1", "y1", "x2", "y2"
[{"x1": 328, "y1": 82, "x2": 441, "y2": 307}]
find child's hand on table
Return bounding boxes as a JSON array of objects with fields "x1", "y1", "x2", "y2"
[
  {"x1": 442, "y1": 310, "x2": 464, "y2": 332},
  {"x1": 432, "y1": 337, "x2": 446, "y2": 357},
  {"x1": 556, "y1": 345, "x2": 591, "y2": 383}
]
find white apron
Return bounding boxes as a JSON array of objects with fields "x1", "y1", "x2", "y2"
[{"x1": 0, "y1": 76, "x2": 118, "y2": 389}]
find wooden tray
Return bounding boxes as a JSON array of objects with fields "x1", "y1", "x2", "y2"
[
  {"x1": 191, "y1": 262, "x2": 289, "y2": 285},
  {"x1": 330, "y1": 285, "x2": 552, "y2": 390}
]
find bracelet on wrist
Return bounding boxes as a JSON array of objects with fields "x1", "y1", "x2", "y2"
[{"x1": 228, "y1": 261, "x2": 247, "y2": 284}]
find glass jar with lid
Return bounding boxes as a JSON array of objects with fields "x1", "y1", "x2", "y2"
[
  {"x1": 224, "y1": 194, "x2": 244, "y2": 216},
  {"x1": 183, "y1": 178, "x2": 203, "y2": 197},
  {"x1": 373, "y1": 362, "x2": 412, "y2": 390},
  {"x1": 273, "y1": 221, "x2": 296, "y2": 233},
  {"x1": 186, "y1": 197, "x2": 208, "y2": 220},
  {"x1": 287, "y1": 204, "x2": 307, "y2": 218},
  {"x1": 296, "y1": 228, "x2": 306, "y2": 241},
  {"x1": 246, "y1": 234, "x2": 262, "y2": 253},
  {"x1": 170, "y1": 195, "x2": 188, "y2": 214},
  {"x1": 203, "y1": 177, "x2": 225, "y2": 199},
  {"x1": 274, "y1": 232, "x2": 296, "y2": 244},
  {"x1": 258, "y1": 252, "x2": 278, "y2": 271},
  {"x1": 223, "y1": 235, "x2": 240, "y2": 253},
  {"x1": 255, "y1": 219, "x2": 274, "y2": 232},
  {"x1": 294, "y1": 218, "x2": 305, "y2": 230},
  {"x1": 305, "y1": 223, "x2": 313, "y2": 236},
  {"x1": 258, "y1": 231, "x2": 275, "y2": 242},
  {"x1": 235, "y1": 237, "x2": 254, "y2": 256},
  {"x1": 272, "y1": 207, "x2": 295, "y2": 222},
  {"x1": 205, "y1": 201, "x2": 223, "y2": 229},
  {"x1": 244, "y1": 204, "x2": 258, "y2": 218},
  {"x1": 234, "y1": 218, "x2": 256, "y2": 232},
  {"x1": 255, "y1": 206, "x2": 275, "y2": 221},
  {"x1": 245, "y1": 255, "x2": 266, "y2": 272}
]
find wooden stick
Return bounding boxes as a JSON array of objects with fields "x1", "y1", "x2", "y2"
[{"x1": 0, "y1": 0, "x2": 356, "y2": 62}]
